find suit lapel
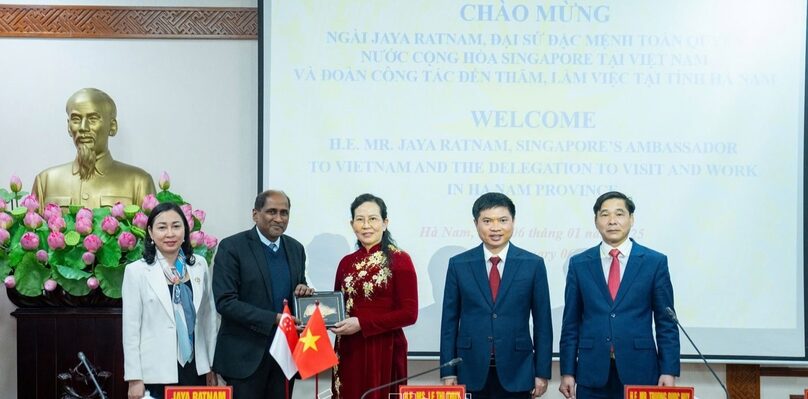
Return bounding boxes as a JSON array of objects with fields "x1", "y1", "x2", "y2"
[
  {"x1": 495, "y1": 245, "x2": 521, "y2": 308},
  {"x1": 469, "y1": 244, "x2": 494, "y2": 309},
  {"x1": 189, "y1": 265, "x2": 204, "y2": 313},
  {"x1": 613, "y1": 240, "x2": 644, "y2": 308},
  {"x1": 248, "y1": 229, "x2": 275, "y2": 309},
  {"x1": 584, "y1": 246, "x2": 613, "y2": 305},
  {"x1": 146, "y1": 263, "x2": 174, "y2": 321}
]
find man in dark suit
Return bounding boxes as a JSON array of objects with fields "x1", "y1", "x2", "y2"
[
  {"x1": 559, "y1": 191, "x2": 679, "y2": 399},
  {"x1": 440, "y1": 192, "x2": 552, "y2": 399},
  {"x1": 212, "y1": 190, "x2": 314, "y2": 399}
]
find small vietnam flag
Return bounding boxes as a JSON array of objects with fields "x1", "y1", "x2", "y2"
[
  {"x1": 292, "y1": 303, "x2": 338, "y2": 379},
  {"x1": 269, "y1": 300, "x2": 299, "y2": 380}
]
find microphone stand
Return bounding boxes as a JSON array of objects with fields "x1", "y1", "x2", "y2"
[
  {"x1": 359, "y1": 358, "x2": 462, "y2": 399},
  {"x1": 666, "y1": 307, "x2": 730, "y2": 399},
  {"x1": 78, "y1": 352, "x2": 107, "y2": 399}
]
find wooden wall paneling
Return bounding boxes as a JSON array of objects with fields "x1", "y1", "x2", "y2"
[
  {"x1": 0, "y1": 5, "x2": 257, "y2": 39},
  {"x1": 727, "y1": 364, "x2": 760, "y2": 399}
]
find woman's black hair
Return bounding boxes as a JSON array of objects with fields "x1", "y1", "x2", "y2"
[
  {"x1": 143, "y1": 202, "x2": 196, "y2": 266},
  {"x1": 350, "y1": 193, "x2": 396, "y2": 265}
]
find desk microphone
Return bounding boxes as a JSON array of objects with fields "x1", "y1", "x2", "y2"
[
  {"x1": 359, "y1": 357, "x2": 462, "y2": 399},
  {"x1": 78, "y1": 351, "x2": 107, "y2": 399},
  {"x1": 665, "y1": 307, "x2": 730, "y2": 399}
]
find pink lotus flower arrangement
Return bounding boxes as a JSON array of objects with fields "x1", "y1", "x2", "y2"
[{"x1": 0, "y1": 172, "x2": 217, "y2": 299}]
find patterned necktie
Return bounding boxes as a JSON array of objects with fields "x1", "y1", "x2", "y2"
[
  {"x1": 608, "y1": 248, "x2": 621, "y2": 300},
  {"x1": 489, "y1": 256, "x2": 501, "y2": 302},
  {"x1": 269, "y1": 242, "x2": 278, "y2": 252}
]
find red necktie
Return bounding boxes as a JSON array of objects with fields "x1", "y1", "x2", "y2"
[
  {"x1": 489, "y1": 256, "x2": 501, "y2": 302},
  {"x1": 608, "y1": 248, "x2": 621, "y2": 300}
]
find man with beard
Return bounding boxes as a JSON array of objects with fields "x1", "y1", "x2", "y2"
[{"x1": 32, "y1": 88, "x2": 155, "y2": 210}]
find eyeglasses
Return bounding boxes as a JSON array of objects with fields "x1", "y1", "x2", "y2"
[{"x1": 352, "y1": 216, "x2": 383, "y2": 226}]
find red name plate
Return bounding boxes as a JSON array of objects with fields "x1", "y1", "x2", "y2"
[
  {"x1": 399, "y1": 385, "x2": 466, "y2": 399},
  {"x1": 164, "y1": 386, "x2": 233, "y2": 399},
  {"x1": 804, "y1": 388, "x2": 807, "y2": 399},
  {"x1": 624, "y1": 385, "x2": 695, "y2": 399}
]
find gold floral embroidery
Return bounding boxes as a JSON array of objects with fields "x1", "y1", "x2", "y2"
[{"x1": 341, "y1": 246, "x2": 398, "y2": 313}]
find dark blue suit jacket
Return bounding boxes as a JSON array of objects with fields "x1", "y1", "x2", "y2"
[
  {"x1": 559, "y1": 239, "x2": 680, "y2": 388},
  {"x1": 440, "y1": 243, "x2": 552, "y2": 392}
]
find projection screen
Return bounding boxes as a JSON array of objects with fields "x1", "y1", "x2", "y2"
[{"x1": 262, "y1": 0, "x2": 807, "y2": 359}]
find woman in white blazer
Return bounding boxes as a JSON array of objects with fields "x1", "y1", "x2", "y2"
[{"x1": 122, "y1": 202, "x2": 217, "y2": 399}]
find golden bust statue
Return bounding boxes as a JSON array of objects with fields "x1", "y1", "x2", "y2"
[{"x1": 32, "y1": 88, "x2": 155, "y2": 209}]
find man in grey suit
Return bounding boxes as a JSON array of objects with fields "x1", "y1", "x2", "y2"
[{"x1": 213, "y1": 190, "x2": 314, "y2": 399}]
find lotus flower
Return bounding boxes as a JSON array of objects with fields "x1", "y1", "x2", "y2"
[
  {"x1": 110, "y1": 202, "x2": 125, "y2": 220},
  {"x1": 48, "y1": 216, "x2": 66, "y2": 232},
  {"x1": 87, "y1": 277, "x2": 99, "y2": 290},
  {"x1": 0, "y1": 228, "x2": 9, "y2": 245},
  {"x1": 117, "y1": 232, "x2": 137, "y2": 251},
  {"x1": 4, "y1": 276, "x2": 15, "y2": 289},
  {"x1": 74, "y1": 218, "x2": 93, "y2": 235},
  {"x1": 159, "y1": 171, "x2": 171, "y2": 191},
  {"x1": 142, "y1": 194, "x2": 159, "y2": 214},
  {"x1": 47, "y1": 231, "x2": 66, "y2": 250},
  {"x1": 44, "y1": 279, "x2": 57, "y2": 292},
  {"x1": 83, "y1": 234, "x2": 102, "y2": 253},
  {"x1": 42, "y1": 203, "x2": 61, "y2": 222},
  {"x1": 132, "y1": 212, "x2": 148, "y2": 229},
  {"x1": 20, "y1": 194, "x2": 39, "y2": 212},
  {"x1": 0, "y1": 213, "x2": 11, "y2": 230},
  {"x1": 23, "y1": 212, "x2": 43, "y2": 229},
  {"x1": 192, "y1": 209, "x2": 206, "y2": 224},
  {"x1": 190, "y1": 231, "x2": 205, "y2": 248},
  {"x1": 204, "y1": 234, "x2": 218, "y2": 250},
  {"x1": 180, "y1": 204, "x2": 194, "y2": 227},
  {"x1": 9, "y1": 175, "x2": 22, "y2": 193},
  {"x1": 20, "y1": 232, "x2": 40, "y2": 250},
  {"x1": 76, "y1": 208, "x2": 93, "y2": 221},
  {"x1": 82, "y1": 251, "x2": 96, "y2": 265},
  {"x1": 101, "y1": 216, "x2": 119, "y2": 235},
  {"x1": 36, "y1": 250, "x2": 49, "y2": 263}
]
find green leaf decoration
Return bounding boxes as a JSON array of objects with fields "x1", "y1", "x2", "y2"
[
  {"x1": 9, "y1": 224, "x2": 24, "y2": 246},
  {"x1": 0, "y1": 253, "x2": 11, "y2": 277},
  {"x1": 55, "y1": 264, "x2": 91, "y2": 280},
  {"x1": 125, "y1": 244, "x2": 144, "y2": 263},
  {"x1": 49, "y1": 248, "x2": 64, "y2": 266},
  {"x1": 156, "y1": 190, "x2": 184, "y2": 205},
  {"x1": 11, "y1": 207, "x2": 27, "y2": 219},
  {"x1": 95, "y1": 265, "x2": 124, "y2": 298},
  {"x1": 36, "y1": 230, "x2": 49, "y2": 248},
  {"x1": 97, "y1": 239, "x2": 122, "y2": 267},
  {"x1": 0, "y1": 189, "x2": 13, "y2": 202},
  {"x1": 9, "y1": 246, "x2": 25, "y2": 267},
  {"x1": 64, "y1": 215, "x2": 76, "y2": 231},
  {"x1": 52, "y1": 266, "x2": 90, "y2": 296},
  {"x1": 14, "y1": 253, "x2": 49, "y2": 297},
  {"x1": 93, "y1": 207, "x2": 111, "y2": 218},
  {"x1": 63, "y1": 246, "x2": 86, "y2": 269},
  {"x1": 193, "y1": 246, "x2": 209, "y2": 260}
]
